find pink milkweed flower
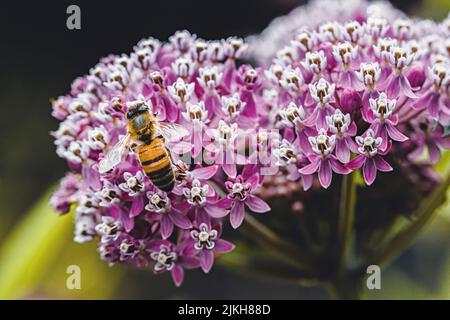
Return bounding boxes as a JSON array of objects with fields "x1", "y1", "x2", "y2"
[
  {"x1": 145, "y1": 191, "x2": 192, "y2": 239},
  {"x1": 302, "y1": 51, "x2": 327, "y2": 79},
  {"x1": 357, "y1": 62, "x2": 382, "y2": 120},
  {"x1": 379, "y1": 46, "x2": 418, "y2": 99},
  {"x1": 207, "y1": 120, "x2": 240, "y2": 178},
  {"x1": 182, "y1": 101, "x2": 208, "y2": 158},
  {"x1": 412, "y1": 63, "x2": 450, "y2": 121},
  {"x1": 168, "y1": 77, "x2": 195, "y2": 108},
  {"x1": 149, "y1": 241, "x2": 200, "y2": 287},
  {"x1": 368, "y1": 92, "x2": 408, "y2": 151},
  {"x1": 407, "y1": 119, "x2": 450, "y2": 164},
  {"x1": 169, "y1": 30, "x2": 196, "y2": 54},
  {"x1": 218, "y1": 173, "x2": 270, "y2": 229},
  {"x1": 236, "y1": 65, "x2": 262, "y2": 117},
  {"x1": 221, "y1": 93, "x2": 244, "y2": 120},
  {"x1": 299, "y1": 128, "x2": 351, "y2": 189},
  {"x1": 279, "y1": 102, "x2": 316, "y2": 153},
  {"x1": 290, "y1": 29, "x2": 318, "y2": 56},
  {"x1": 326, "y1": 109, "x2": 357, "y2": 163},
  {"x1": 332, "y1": 42, "x2": 364, "y2": 90},
  {"x1": 50, "y1": 173, "x2": 80, "y2": 214},
  {"x1": 279, "y1": 67, "x2": 304, "y2": 99},
  {"x1": 190, "y1": 222, "x2": 235, "y2": 273},
  {"x1": 347, "y1": 129, "x2": 393, "y2": 186},
  {"x1": 273, "y1": 139, "x2": 314, "y2": 191},
  {"x1": 304, "y1": 78, "x2": 336, "y2": 130},
  {"x1": 147, "y1": 71, "x2": 179, "y2": 122},
  {"x1": 118, "y1": 171, "x2": 146, "y2": 217},
  {"x1": 182, "y1": 178, "x2": 226, "y2": 220},
  {"x1": 197, "y1": 66, "x2": 223, "y2": 117}
]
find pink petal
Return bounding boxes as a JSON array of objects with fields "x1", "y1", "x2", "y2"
[
  {"x1": 200, "y1": 250, "x2": 214, "y2": 273},
  {"x1": 347, "y1": 154, "x2": 365, "y2": 170},
  {"x1": 82, "y1": 165, "x2": 102, "y2": 191},
  {"x1": 318, "y1": 159, "x2": 333, "y2": 189},
  {"x1": 335, "y1": 139, "x2": 350, "y2": 163},
  {"x1": 428, "y1": 93, "x2": 441, "y2": 119},
  {"x1": 246, "y1": 174, "x2": 260, "y2": 190},
  {"x1": 180, "y1": 256, "x2": 200, "y2": 269},
  {"x1": 130, "y1": 195, "x2": 144, "y2": 217},
  {"x1": 245, "y1": 195, "x2": 271, "y2": 213},
  {"x1": 437, "y1": 136, "x2": 450, "y2": 149},
  {"x1": 241, "y1": 91, "x2": 257, "y2": 117},
  {"x1": 303, "y1": 107, "x2": 320, "y2": 127},
  {"x1": 223, "y1": 164, "x2": 237, "y2": 178},
  {"x1": 299, "y1": 157, "x2": 321, "y2": 175},
  {"x1": 374, "y1": 156, "x2": 393, "y2": 172},
  {"x1": 362, "y1": 158, "x2": 377, "y2": 186},
  {"x1": 330, "y1": 157, "x2": 351, "y2": 174},
  {"x1": 316, "y1": 106, "x2": 333, "y2": 130},
  {"x1": 386, "y1": 123, "x2": 408, "y2": 142},
  {"x1": 160, "y1": 214, "x2": 174, "y2": 239},
  {"x1": 195, "y1": 208, "x2": 211, "y2": 228},
  {"x1": 204, "y1": 204, "x2": 228, "y2": 218},
  {"x1": 193, "y1": 165, "x2": 218, "y2": 179},
  {"x1": 171, "y1": 265, "x2": 184, "y2": 287},
  {"x1": 298, "y1": 130, "x2": 313, "y2": 153},
  {"x1": 215, "y1": 239, "x2": 235, "y2": 253},
  {"x1": 428, "y1": 141, "x2": 441, "y2": 164},
  {"x1": 302, "y1": 174, "x2": 313, "y2": 191},
  {"x1": 399, "y1": 74, "x2": 418, "y2": 99},
  {"x1": 162, "y1": 95, "x2": 179, "y2": 122},
  {"x1": 230, "y1": 201, "x2": 245, "y2": 229},
  {"x1": 386, "y1": 75, "x2": 401, "y2": 99},
  {"x1": 119, "y1": 207, "x2": 134, "y2": 232},
  {"x1": 192, "y1": 126, "x2": 203, "y2": 158},
  {"x1": 407, "y1": 144, "x2": 425, "y2": 161},
  {"x1": 216, "y1": 197, "x2": 233, "y2": 209},
  {"x1": 169, "y1": 211, "x2": 193, "y2": 229}
]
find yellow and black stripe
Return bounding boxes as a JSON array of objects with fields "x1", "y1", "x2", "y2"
[{"x1": 137, "y1": 137, "x2": 175, "y2": 192}]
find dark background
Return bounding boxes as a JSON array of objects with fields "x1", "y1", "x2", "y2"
[{"x1": 2, "y1": 0, "x2": 448, "y2": 299}]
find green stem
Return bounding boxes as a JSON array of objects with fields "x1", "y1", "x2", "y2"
[
  {"x1": 337, "y1": 173, "x2": 357, "y2": 274},
  {"x1": 241, "y1": 215, "x2": 317, "y2": 275},
  {"x1": 369, "y1": 171, "x2": 450, "y2": 268}
]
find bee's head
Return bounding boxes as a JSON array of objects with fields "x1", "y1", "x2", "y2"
[{"x1": 126, "y1": 101, "x2": 150, "y2": 120}]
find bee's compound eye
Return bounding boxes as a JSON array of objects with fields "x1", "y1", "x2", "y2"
[{"x1": 127, "y1": 110, "x2": 134, "y2": 119}]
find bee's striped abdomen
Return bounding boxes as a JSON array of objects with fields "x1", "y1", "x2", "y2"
[{"x1": 137, "y1": 137, "x2": 175, "y2": 192}]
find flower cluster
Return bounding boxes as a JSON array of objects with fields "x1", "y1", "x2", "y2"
[
  {"x1": 50, "y1": 0, "x2": 450, "y2": 286},
  {"x1": 261, "y1": 0, "x2": 450, "y2": 188},
  {"x1": 50, "y1": 31, "x2": 271, "y2": 286}
]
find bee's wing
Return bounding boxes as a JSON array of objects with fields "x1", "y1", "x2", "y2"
[
  {"x1": 98, "y1": 133, "x2": 131, "y2": 173},
  {"x1": 155, "y1": 122, "x2": 190, "y2": 142}
]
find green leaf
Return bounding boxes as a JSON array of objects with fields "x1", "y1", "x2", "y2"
[
  {"x1": 0, "y1": 191, "x2": 73, "y2": 299},
  {"x1": 0, "y1": 190, "x2": 122, "y2": 299}
]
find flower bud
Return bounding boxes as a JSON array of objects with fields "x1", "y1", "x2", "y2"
[
  {"x1": 406, "y1": 65, "x2": 426, "y2": 88},
  {"x1": 339, "y1": 87, "x2": 361, "y2": 113}
]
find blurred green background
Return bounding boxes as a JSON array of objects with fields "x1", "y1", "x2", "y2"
[{"x1": 0, "y1": 0, "x2": 449, "y2": 299}]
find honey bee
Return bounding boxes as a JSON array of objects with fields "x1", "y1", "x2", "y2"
[{"x1": 99, "y1": 100, "x2": 189, "y2": 192}]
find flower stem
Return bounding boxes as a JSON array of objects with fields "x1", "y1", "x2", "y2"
[
  {"x1": 337, "y1": 173, "x2": 357, "y2": 274},
  {"x1": 368, "y1": 171, "x2": 450, "y2": 268},
  {"x1": 242, "y1": 215, "x2": 318, "y2": 276}
]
